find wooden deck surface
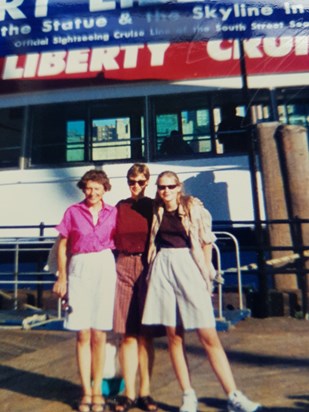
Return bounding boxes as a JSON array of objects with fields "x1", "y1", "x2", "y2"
[{"x1": 0, "y1": 317, "x2": 308, "y2": 412}]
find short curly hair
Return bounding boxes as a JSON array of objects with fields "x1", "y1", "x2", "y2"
[{"x1": 77, "y1": 169, "x2": 111, "y2": 192}]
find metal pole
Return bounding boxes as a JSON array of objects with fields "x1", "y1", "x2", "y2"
[
  {"x1": 213, "y1": 243, "x2": 224, "y2": 320},
  {"x1": 14, "y1": 243, "x2": 19, "y2": 310},
  {"x1": 269, "y1": 88, "x2": 279, "y2": 122},
  {"x1": 19, "y1": 106, "x2": 30, "y2": 169},
  {"x1": 37, "y1": 222, "x2": 45, "y2": 308},
  {"x1": 238, "y1": 40, "x2": 268, "y2": 315},
  {"x1": 293, "y1": 217, "x2": 308, "y2": 319},
  {"x1": 144, "y1": 96, "x2": 151, "y2": 162},
  {"x1": 215, "y1": 231, "x2": 244, "y2": 310}
]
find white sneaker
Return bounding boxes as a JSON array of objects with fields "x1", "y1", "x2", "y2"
[
  {"x1": 228, "y1": 390, "x2": 261, "y2": 412},
  {"x1": 179, "y1": 389, "x2": 198, "y2": 412}
]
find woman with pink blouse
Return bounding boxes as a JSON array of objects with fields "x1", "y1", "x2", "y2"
[{"x1": 53, "y1": 169, "x2": 117, "y2": 412}]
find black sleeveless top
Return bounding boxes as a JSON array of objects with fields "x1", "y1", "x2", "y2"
[{"x1": 156, "y1": 209, "x2": 190, "y2": 248}]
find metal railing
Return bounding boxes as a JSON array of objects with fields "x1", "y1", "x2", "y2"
[
  {"x1": 3, "y1": 218, "x2": 307, "y2": 319},
  {"x1": 0, "y1": 236, "x2": 57, "y2": 312},
  {"x1": 214, "y1": 218, "x2": 309, "y2": 318},
  {"x1": 0, "y1": 229, "x2": 244, "y2": 324},
  {"x1": 214, "y1": 231, "x2": 243, "y2": 320}
]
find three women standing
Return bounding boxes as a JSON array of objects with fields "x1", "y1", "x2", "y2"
[{"x1": 53, "y1": 166, "x2": 261, "y2": 412}]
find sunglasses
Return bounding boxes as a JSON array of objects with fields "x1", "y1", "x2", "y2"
[
  {"x1": 157, "y1": 184, "x2": 178, "y2": 191},
  {"x1": 128, "y1": 179, "x2": 147, "y2": 186}
]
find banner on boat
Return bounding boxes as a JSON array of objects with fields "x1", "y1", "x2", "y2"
[{"x1": 0, "y1": 1, "x2": 308, "y2": 82}]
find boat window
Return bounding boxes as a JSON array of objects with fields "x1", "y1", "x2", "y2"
[
  {"x1": 153, "y1": 95, "x2": 212, "y2": 158},
  {"x1": 90, "y1": 99, "x2": 145, "y2": 161},
  {"x1": 30, "y1": 98, "x2": 145, "y2": 165},
  {"x1": 0, "y1": 107, "x2": 23, "y2": 168},
  {"x1": 2, "y1": 86, "x2": 307, "y2": 169},
  {"x1": 278, "y1": 103, "x2": 309, "y2": 129},
  {"x1": 66, "y1": 120, "x2": 86, "y2": 162}
]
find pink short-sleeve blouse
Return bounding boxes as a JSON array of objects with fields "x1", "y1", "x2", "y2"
[{"x1": 56, "y1": 200, "x2": 117, "y2": 255}]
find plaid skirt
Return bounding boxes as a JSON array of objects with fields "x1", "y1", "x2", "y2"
[
  {"x1": 113, "y1": 253, "x2": 148, "y2": 335},
  {"x1": 113, "y1": 253, "x2": 165, "y2": 337}
]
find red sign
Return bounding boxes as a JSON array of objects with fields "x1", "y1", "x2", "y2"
[{"x1": 0, "y1": 36, "x2": 307, "y2": 86}]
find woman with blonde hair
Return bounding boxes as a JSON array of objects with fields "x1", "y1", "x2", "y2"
[{"x1": 142, "y1": 171, "x2": 261, "y2": 412}]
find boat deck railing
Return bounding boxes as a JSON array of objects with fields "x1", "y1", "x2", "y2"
[{"x1": 0, "y1": 232, "x2": 244, "y2": 322}]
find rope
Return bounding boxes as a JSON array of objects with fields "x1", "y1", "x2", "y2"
[
  {"x1": 22, "y1": 314, "x2": 49, "y2": 329},
  {"x1": 0, "y1": 290, "x2": 14, "y2": 300},
  {"x1": 223, "y1": 250, "x2": 309, "y2": 273}
]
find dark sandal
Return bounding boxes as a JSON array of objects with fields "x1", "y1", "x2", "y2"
[
  {"x1": 114, "y1": 395, "x2": 136, "y2": 412},
  {"x1": 137, "y1": 396, "x2": 158, "y2": 411},
  {"x1": 91, "y1": 395, "x2": 106, "y2": 412},
  {"x1": 76, "y1": 395, "x2": 92, "y2": 412}
]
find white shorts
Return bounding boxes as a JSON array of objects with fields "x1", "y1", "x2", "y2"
[
  {"x1": 142, "y1": 248, "x2": 216, "y2": 330},
  {"x1": 65, "y1": 249, "x2": 117, "y2": 331}
]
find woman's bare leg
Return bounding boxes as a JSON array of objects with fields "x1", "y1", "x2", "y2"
[
  {"x1": 166, "y1": 326, "x2": 192, "y2": 392},
  {"x1": 197, "y1": 327, "x2": 237, "y2": 395},
  {"x1": 76, "y1": 329, "x2": 92, "y2": 396},
  {"x1": 91, "y1": 329, "x2": 106, "y2": 396},
  {"x1": 138, "y1": 335, "x2": 154, "y2": 396},
  {"x1": 119, "y1": 335, "x2": 139, "y2": 401}
]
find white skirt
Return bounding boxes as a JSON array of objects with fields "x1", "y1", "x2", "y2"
[
  {"x1": 65, "y1": 249, "x2": 117, "y2": 331},
  {"x1": 142, "y1": 248, "x2": 216, "y2": 330}
]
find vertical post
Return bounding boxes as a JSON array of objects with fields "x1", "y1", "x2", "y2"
[
  {"x1": 37, "y1": 222, "x2": 45, "y2": 308},
  {"x1": 293, "y1": 217, "x2": 308, "y2": 319},
  {"x1": 39, "y1": 222, "x2": 45, "y2": 238},
  {"x1": 144, "y1": 96, "x2": 151, "y2": 162},
  {"x1": 257, "y1": 123, "x2": 297, "y2": 291},
  {"x1": 269, "y1": 88, "x2": 279, "y2": 122},
  {"x1": 14, "y1": 243, "x2": 19, "y2": 310},
  {"x1": 82, "y1": 105, "x2": 90, "y2": 162},
  {"x1": 238, "y1": 40, "x2": 268, "y2": 315},
  {"x1": 19, "y1": 106, "x2": 30, "y2": 169},
  {"x1": 276, "y1": 125, "x2": 309, "y2": 317}
]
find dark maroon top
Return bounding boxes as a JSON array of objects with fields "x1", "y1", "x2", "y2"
[
  {"x1": 114, "y1": 197, "x2": 153, "y2": 254},
  {"x1": 156, "y1": 209, "x2": 190, "y2": 248}
]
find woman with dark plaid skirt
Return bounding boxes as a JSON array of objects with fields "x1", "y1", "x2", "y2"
[{"x1": 113, "y1": 163, "x2": 158, "y2": 412}]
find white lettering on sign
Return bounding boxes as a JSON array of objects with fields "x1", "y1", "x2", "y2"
[
  {"x1": 89, "y1": 0, "x2": 134, "y2": 12},
  {"x1": 2, "y1": 42, "x2": 170, "y2": 79},
  {"x1": 35, "y1": 0, "x2": 48, "y2": 17},
  {"x1": 38, "y1": 51, "x2": 66, "y2": 75},
  {"x1": 0, "y1": 0, "x2": 49, "y2": 21},
  {"x1": 207, "y1": 40, "x2": 238, "y2": 61},
  {"x1": 0, "y1": 0, "x2": 26, "y2": 20},
  {"x1": 193, "y1": 4, "x2": 275, "y2": 22},
  {"x1": 89, "y1": 0, "x2": 199, "y2": 12},
  {"x1": 207, "y1": 36, "x2": 309, "y2": 61},
  {"x1": 0, "y1": 0, "x2": 200, "y2": 21},
  {"x1": 41, "y1": 16, "x2": 108, "y2": 32},
  {"x1": 0, "y1": 23, "x2": 31, "y2": 36},
  {"x1": 1, "y1": 36, "x2": 307, "y2": 80}
]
